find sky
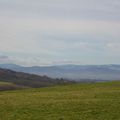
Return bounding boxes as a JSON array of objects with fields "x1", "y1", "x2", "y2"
[{"x1": 0, "y1": 0, "x2": 120, "y2": 66}]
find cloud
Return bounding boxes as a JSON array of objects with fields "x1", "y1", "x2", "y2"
[
  {"x1": 0, "y1": 0, "x2": 120, "y2": 65},
  {"x1": 0, "y1": 0, "x2": 120, "y2": 21},
  {"x1": 51, "y1": 59, "x2": 84, "y2": 65},
  {"x1": 106, "y1": 43, "x2": 120, "y2": 52},
  {"x1": 0, "y1": 55, "x2": 9, "y2": 61}
]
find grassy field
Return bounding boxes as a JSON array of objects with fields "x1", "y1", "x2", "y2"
[{"x1": 0, "y1": 81, "x2": 120, "y2": 120}]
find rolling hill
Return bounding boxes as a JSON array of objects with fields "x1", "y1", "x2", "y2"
[
  {"x1": 0, "y1": 82, "x2": 22, "y2": 91},
  {"x1": 0, "y1": 68, "x2": 74, "y2": 88}
]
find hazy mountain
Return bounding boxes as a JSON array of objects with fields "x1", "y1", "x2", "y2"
[{"x1": 0, "y1": 64, "x2": 120, "y2": 81}]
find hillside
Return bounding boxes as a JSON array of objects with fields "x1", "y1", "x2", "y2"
[
  {"x1": 0, "y1": 82, "x2": 22, "y2": 91},
  {"x1": 1, "y1": 64, "x2": 120, "y2": 81},
  {"x1": 0, "y1": 68, "x2": 74, "y2": 88},
  {"x1": 0, "y1": 81, "x2": 120, "y2": 120}
]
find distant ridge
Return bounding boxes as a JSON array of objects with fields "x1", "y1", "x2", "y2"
[{"x1": 0, "y1": 64, "x2": 120, "y2": 81}]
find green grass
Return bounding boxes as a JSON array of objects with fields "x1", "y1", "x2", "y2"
[
  {"x1": 0, "y1": 81, "x2": 15, "y2": 86},
  {"x1": 0, "y1": 81, "x2": 24, "y2": 91},
  {"x1": 0, "y1": 81, "x2": 120, "y2": 120}
]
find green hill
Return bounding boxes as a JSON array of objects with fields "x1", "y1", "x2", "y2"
[
  {"x1": 0, "y1": 81, "x2": 22, "y2": 91},
  {"x1": 0, "y1": 81, "x2": 120, "y2": 120}
]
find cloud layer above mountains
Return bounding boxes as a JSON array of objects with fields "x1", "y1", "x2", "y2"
[{"x1": 0, "y1": 0, "x2": 120, "y2": 66}]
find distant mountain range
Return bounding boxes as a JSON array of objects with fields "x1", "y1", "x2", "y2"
[{"x1": 0, "y1": 64, "x2": 120, "y2": 81}]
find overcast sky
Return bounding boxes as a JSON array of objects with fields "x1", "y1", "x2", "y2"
[{"x1": 0, "y1": 0, "x2": 120, "y2": 66}]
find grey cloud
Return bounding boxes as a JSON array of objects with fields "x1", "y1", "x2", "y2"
[
  {"x1": 0, "y1": 55, "x2": 12, "y2": 63},
  {"x1": 0, "y1": 55, "x2": 9, "y2": 60},
  {"x1": 0, "y1": 0, "x2": 120, "y2": 20},
  {"x1": 0, "y1": 0, "x2": 120, "y2": 65}
]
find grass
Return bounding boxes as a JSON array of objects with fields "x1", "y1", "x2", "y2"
[
  {"x1": 0, "y1": 81, "x2": 120, "y2": 120},
  {"x1": 0, "y1": 81, "x2": 23, "y2": 91},
  {"x1": 0, "y1": 81, "x2": 15, "y2": 86}
]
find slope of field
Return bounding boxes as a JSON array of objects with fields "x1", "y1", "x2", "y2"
[
  {"x1": 0, "y1": 82, "x2": 22, "y2": 91},
  {"x1": 0, "y1": 81, "x2": 120, "y2": 120}
]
